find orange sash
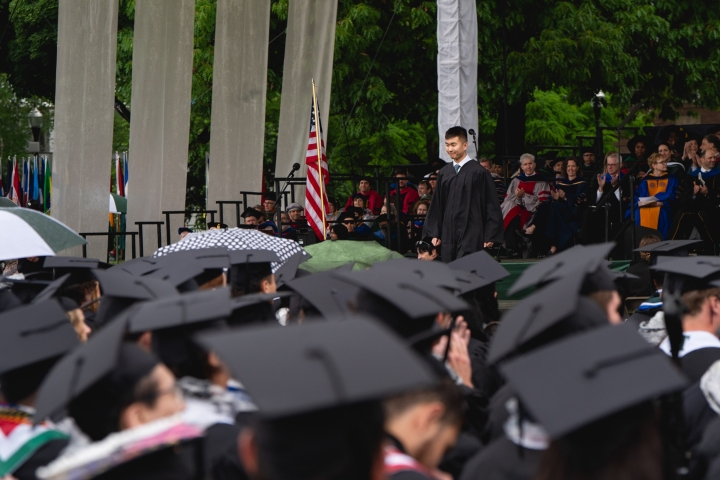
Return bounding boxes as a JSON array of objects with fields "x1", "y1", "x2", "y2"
[{"x1": 639, "y1": 178, "x2": 668, "y2": 229}]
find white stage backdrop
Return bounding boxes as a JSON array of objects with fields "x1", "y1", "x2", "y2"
[{"x1": 437, "y1": 0, "x2": 478, "y2": 161}]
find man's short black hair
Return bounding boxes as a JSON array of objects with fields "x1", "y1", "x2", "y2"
[{"x1": 445, "y1": 126, "x2": 468, "y2": 143}]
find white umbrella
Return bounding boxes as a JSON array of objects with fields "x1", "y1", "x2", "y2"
[
  {"x1": 0, "y1": 207, "x2": 87, "y2": 261},
  {"x1": 153, "y1": 227, "x2": 308, "y2": 272}
]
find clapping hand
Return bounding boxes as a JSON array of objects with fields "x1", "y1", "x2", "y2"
[{"x1": 516, "y1": 187, "x2": 525, "y2": 199}]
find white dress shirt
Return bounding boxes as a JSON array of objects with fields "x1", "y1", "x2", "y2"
[{"x1": 453, "y1": 154, "x2": 474, "y2": 173}]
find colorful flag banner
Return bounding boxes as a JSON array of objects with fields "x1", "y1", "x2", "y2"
[{"x1": 305, "y1": 81, "x2": 329, "y2": 241}]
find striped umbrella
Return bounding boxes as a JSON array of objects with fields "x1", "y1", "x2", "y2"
[{"x1": 0, "y1": 207, "x2": 87, "y2": 261}]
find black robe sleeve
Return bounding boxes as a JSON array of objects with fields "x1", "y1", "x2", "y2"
[
  {"x1": 423, "y1": 169, "x2": 447, "y2": 240},
  {"x1": 481, "y1": 169, "x2": 504, "y2": 244}
]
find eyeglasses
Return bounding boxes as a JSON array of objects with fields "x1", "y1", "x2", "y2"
[
  {"x1": 342, "y1": 220, "x2": 354, "y2": 225},
  {"x1": 653, "y1": 161, "x2": 669, "y2": 165}
]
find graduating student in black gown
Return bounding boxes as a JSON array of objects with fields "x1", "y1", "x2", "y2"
[{"x1": 423, "y1": 126, "x2": 504, "y2": 262}]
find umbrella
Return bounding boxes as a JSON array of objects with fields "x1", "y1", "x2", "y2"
[
  {"x1": 0, "y1": 207, "x2": 87, "y2": 262},
  {"x1": 299, "y1": 240, "x2": 404, "y2": 273},
  {"x1": 153, "y1": 227, "x2": 308, "y2": 273},
  {"x1": 109, "y1": 193, "x2": 127, "y2": 214},
  {"x1": 0, "y1": 198, "x2": 17, "y2": 207}
]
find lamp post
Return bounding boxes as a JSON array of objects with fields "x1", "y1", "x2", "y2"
[
  {"x1": 591, "y1": 91, "x2": 605, "y2": 161},
  {"x1": 28, "y1": 108, "x2": 43, "y2": 153}
]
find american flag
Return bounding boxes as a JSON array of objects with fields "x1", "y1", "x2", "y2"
[{"x1": 305, "y1": 102, "x2": 329, "y2": 240}]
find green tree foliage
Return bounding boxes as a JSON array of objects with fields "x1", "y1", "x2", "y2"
[{"x1": 0, "y1": 73, "x2": 28, "y2": 159}]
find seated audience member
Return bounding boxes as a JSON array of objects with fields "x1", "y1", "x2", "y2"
[
  {"x1": 330, "y1": 224, "x2": 349, "y2": 241},
  {"x1": 390, "y1": 169, "x2": 420, "y2": 215},
  {"x1": 416, "y1": 237, "x2": 440, "y2": 261},
  {"x1": 178, "y1": 227, "x2": 193, "y2": 240},
  {"x1": 658, "y1": 141, "x2": 686, "y2": 179},
  {"x1": 662, "y1": 125, "x2": 685, "y2": 161},
  {"x1": 480, "y1": 157, "x2": 507, "y2": 203},
  {"x1": 541, "y1": 157, "x2": 588, "y2": 255},
  {"x1": 427, "y1": 173, "x2": 438, "y2": 193},
  {"x1": 344, "y1": 176, "x2": 383, "y2": 214},
  {"x1": 551, "y1": 158, "x2": 566, "y2": 178},
  {"x1": 501, "y1": 154, "x2": 551, "y2": 256},
  {"x1": 383, "y1": 380, "x2": 465, "y2": 480},
  {"x1": 410, "y1": 200, "x2": 430, "y2": 244},
  {"x1": 670, "y1": 147, "x2": 720, "y2": 247},
  {"x1": 346, "y1": 207, "x2": 374, "y2": 239},
  {"x1": 375, "y1": 214, "x2": 410, "y2": 253},
  {"x1": 326, "y1": 197, "x2": 341, "y2": 221},
  {"x1": 258, "y1": 221, "x2": 278, "y2": 236},
  {"x1": 279, "y1": 212, "x2": 298, "y2": 241},
  {"x1": 701, "y1": 133, "x2": 720, "y2": 153},
  {"x1": 580, "y1": 148, "x2": 597, "y2": 181},
  {"x1": 263, "y1": 193, "x2": 278, "y2": 216},
  {"x1": 286, "y1": 203, "x2": 308, "y2": 229},
  {"x1": 682, "y1": 133, "x2": 702, "y2": 172},
  {"x1": 417, "y1": 180, "x2": 433, "y2": 201},
  {"x1": 631, "y1": 152, "x2": 679, "y2": 239},
  {"x1": 241, "y1": 207, "x2": 265, "y2": 226},
  {"x1": 625, "y1": 234, "x2": 661, "y2": 297},
  {"x1": 624, "y1": 135, "x2": 652, "y2": 177},
  {"x1": 581, "y1": 152, "x2": 630, "y2": 244}
]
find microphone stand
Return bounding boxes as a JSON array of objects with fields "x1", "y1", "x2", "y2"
[
  {"x1": 274, "y1": 164, "x2": 301, "y2": 237},
  {"x1": 469, "y1": 129, "x2": 479, "y2": 159}
]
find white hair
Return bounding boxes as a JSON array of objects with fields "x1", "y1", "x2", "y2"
[{"x1": 520, "y1": 153, "x2": 535, "y2": 164}]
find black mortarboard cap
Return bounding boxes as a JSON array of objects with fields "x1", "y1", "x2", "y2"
[
  {"x1": 284, "y1": 266, "x2": 359, "y2": 319},
  {"x1": 0, "y1": 300, "x2": 80, "y2": 375},
  {"x1": 207, "y1": 222, "x2": 229, "y2": 229},
  {"x1": 42, "y1": 257, "x2": 109, "y2": 284},
  {"x1": 345, "y1": 206, "x2": 364, "y2": 217},
  {"x1": 375, "y1": 214, "x2": 396, "y2": 223},
  {"x1": 125, "y1": 287, "x2": 232, "y2": 333},
  {"x1": 273, "y1": 253, "x2": 305, "y2": 287},
  {"x1": 334, "y1": 269, "x2": 467, "y2": 321},
  {"x1": 651, "y1": 256, "x2": 720, "y2": 291},
  {"x1": 178, "y1": 227, "x2": 193, "y2": 235},
  {"x1": 34, "y1": 317, "x2": 140, "y2": 422},
  {"x1": 196, "y1": 316, "x2": 437, "y2": 418},
  {"x1": 370, "y1": 259, "x2": 460, "y2": 292},
  {"x1": 227, "y1": 291, "x2": 294, "y2": 326},
  {"x1": 500, "y1": 323, "x2": 687, "y2": 438},
  {"x1": 228, "y1": 249, "x2": 279, "y2": 293},
  {"x1": 487, "y1": 272, "x2": 608, "y2": 364},
  {"x1": 0, "y1": 288, "x2": 21, "y2": 312},
  {"x1": 107, "y1": 256, "x2": 164, "y2": 277},
  {"x1": 264, "y1": 192, "x2": 277, "y2": 202},
  {"x1": 145, "y1": 248, "x2": 231, "y2": 291},
  {"x1": 30, "y1": 273, "x2": 72, "y2": 305},
  {"x1": 241, "y1": 207, "x2": 265, "y2": 220},
  {"x1": 92, "y1": 270, "x2": 179, "y2": 327},
  {"x1": 508, "y1": 243, "x2": 615, "y2": 295},
  {"x1": 448, "y1": 250, "x2": 510, "y2": 286},
  {"x1": 635, "y1": 240, "x2": 701, "y2": 265},
  {"x1": 2, "y1": 277, "x2": 53, "y2": 303}
]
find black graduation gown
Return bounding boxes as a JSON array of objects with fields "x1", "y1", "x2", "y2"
[
  {"x1": 683, "y1": 382, "x2": 718, "y2": 455},
  {"x1": 459, "y1": 437, "x2": 542, "y2": 480},
  {"x1": 93, "y1": 438, "x2": 203, "y2": 480},
  {"x1": 423, "y1": 161, "x2": 504, "y2": 263},
  {"x1": 680, "y1": 348, "x2": 720, "y2": 383},
  {"x1": 625, "y1": 259, "x2": 655, "y2": 297},
  {"x1": 669, "y1": 169, "x2": 720, "y2": 242},
  {"x1": 690, "y1": 416, "x2": 720, "y2": 480},
  {"x1": 482, "y1": 384, "x2": 515, "y2": 445}
]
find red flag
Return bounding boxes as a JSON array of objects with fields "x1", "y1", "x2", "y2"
[
  {"x1": 305, "y1": 101, "x2": 329, "y2": 240},
  {"x1": 11, "y1": 158, "x2": 21, "y2": 206}
]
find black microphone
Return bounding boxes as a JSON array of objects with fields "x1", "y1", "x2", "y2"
[
  {"x1": 292, "y1": 163, "x2": 301, "y2": 171},
  {"x1": 468, "y1": 129, "x2": 476, "y2": 136}
]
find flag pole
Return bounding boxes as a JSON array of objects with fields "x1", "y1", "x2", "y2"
[{"x1": 312, "y1": 78, "x2": 327, "y2": 236}]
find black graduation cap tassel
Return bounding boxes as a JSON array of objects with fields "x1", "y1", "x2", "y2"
[{"x1": 662, "y1": 274, "x2": 687, "y2": 363}]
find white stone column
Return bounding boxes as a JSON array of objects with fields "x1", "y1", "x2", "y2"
[
  {"x1": 52, "y1": 0, "x2": 118, "y2": 259},
  {"x1": 126, "y1": 0, "x2": 195, "y2": 253},
  {"x1": 208, "y1": 0, "x2": 271, "y2": 227},
  {"x1": 275, "y1": 0, "x2": 338, "y2": 205}
]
